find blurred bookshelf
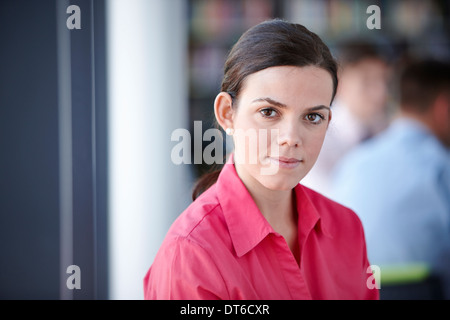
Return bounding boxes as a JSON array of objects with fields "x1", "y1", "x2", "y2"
[{"x1": 187, "y1": 0, "x2": 450, "y2": 178}]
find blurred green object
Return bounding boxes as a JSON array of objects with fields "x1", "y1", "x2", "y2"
[
  {"x1": 379, "y1": 263, "x2": 430, "y2": 285},
  {"x1": 378, "y1": 263, "x2": 444, "y2": 299}
]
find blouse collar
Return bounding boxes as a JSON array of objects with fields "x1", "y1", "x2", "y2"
[{"x1": 216, "y1": 154, "x2": 333, "y2": 258}]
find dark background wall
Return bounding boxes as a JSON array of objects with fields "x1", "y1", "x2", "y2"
[{"x1": 0, "y1": 0, "x2": 108, "y2": 299}]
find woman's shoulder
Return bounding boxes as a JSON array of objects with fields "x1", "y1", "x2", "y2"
[{"x1": 164, "y1": 184, "x2": 227, "y2": 245}]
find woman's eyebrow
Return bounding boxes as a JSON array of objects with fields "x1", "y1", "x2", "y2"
[
  {"x1": 308, "y1": 105, "x2": 331, "y2": 112},
  {"x1": 252, "y1": 97, "x2": 330, "y2": 112},
  {"x1": 251, "y1": 97, "x2": 287, "y2": 108}
]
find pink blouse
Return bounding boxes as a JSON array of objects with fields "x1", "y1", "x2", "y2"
[{"x1": 144, "y1": 157, "x2": 379, "y2": 300}]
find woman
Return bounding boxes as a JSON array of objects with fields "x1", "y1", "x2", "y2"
[{"x1": 144, "y1": 19, "x2": 378, "y2": 300}]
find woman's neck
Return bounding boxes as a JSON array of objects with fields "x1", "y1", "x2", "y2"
[
  {"x1": 235, "y1": 163, "x2": 300, "y2": 264},
  {"x1": 234, "y1": 164, "x2": 297, "y2": 231}
]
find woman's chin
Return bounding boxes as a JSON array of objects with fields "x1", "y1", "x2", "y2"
[{"x1": 258, "y1": 175, "x2": 301, "y2": 191}]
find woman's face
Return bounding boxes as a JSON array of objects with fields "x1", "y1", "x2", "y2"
[{"x1": 231, "y1": 65, "x2": 334, "y2": 191}]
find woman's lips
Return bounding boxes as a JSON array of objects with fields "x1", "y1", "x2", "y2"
[{"x1": 267, "y1": 156, "x2": 302, "y2": 169}]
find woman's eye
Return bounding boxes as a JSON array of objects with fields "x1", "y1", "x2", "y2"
[
  {"x1": 305, "y1": 113, "x2": 324, "y2": 124},
  {"x1": 259, "y1": 108, "x2": 278, "y2": 118}
]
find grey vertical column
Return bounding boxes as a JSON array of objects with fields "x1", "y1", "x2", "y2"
[
  {"x1": 70, "y1": 0, "x2": 96, "y2": 299},
  {"x1": 107, "y1": 0, "x2": 192, "y2": 299},
  {"x1": 57, "y1": 0, "x2": 101, "y2": 299},
  {"x1": 56, "y1": 0, "x2": 74, "y2": 300}
]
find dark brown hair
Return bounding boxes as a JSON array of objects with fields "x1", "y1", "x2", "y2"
[
  {"x1": 400, "y1": 59, "x2": 450, "y2": 113},
  {"x1": 192, "y1": 19, "x2": 338, "y2": 200}
]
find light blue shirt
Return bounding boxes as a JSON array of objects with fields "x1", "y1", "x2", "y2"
[{"x1": 330, "y1": 118, "x2": 450, "y2": 276}]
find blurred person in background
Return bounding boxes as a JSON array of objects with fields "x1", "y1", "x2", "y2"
[
  {"x1": 331, "y1": 59, "x2": 450, "y2": 298},
  {"x1": 302, "y1": 39, "x2": 391, "y2": 197}
]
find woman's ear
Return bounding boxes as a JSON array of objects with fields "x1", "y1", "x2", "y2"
[{"x1": 214, "y1": 92, "x2": 235, "y2": 132}]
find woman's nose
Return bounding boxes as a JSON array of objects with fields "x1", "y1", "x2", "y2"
[{"x1": 277, "y1": 122, "x2": 301, "y2": 148}]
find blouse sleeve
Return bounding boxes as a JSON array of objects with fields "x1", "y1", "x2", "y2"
[{"x1": 144, "y1": 237, "x2": 229, "y2": 300}]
